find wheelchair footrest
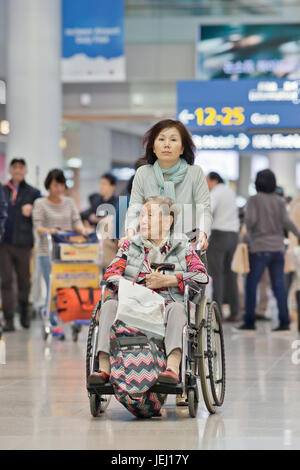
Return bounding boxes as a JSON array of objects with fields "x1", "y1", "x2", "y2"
[
  {"x1": 87, "y1": 382, "x2": 184, "y2": 395},
  {"x1": 87, "y1": 383, "x2": 114, "y2": 395},
  {"x1": 150, "y1": 383, "x2": 183, "y2": 395}
]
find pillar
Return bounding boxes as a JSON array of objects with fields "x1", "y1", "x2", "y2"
[
  {"x1": 79, "y1": 123, "x2": 112, "y2": 210},
  {"x1": 6, "y1": 0, "x2": 62, "y2": 191},
  {"x1": 269, "y1": 152, "x2": 297, "y2": 198}
]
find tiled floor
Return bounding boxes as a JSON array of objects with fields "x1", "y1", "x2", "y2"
[{"x1": 0, "y1": 318, "x2": 299, "y2": 450}]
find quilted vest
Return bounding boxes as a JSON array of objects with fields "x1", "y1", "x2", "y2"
[{"x1": 123, "y1": 233, "x2": 188, "y2": 304}]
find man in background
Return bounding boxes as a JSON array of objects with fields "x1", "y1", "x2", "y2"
[
  {"x1": 206, "y1": 172, "x2": 240, "y2": 322},
  {"x1": 81, "y1": 173, "x2": 118, "y2": 228},
  {"x1": 0, "y1": 182, "x2": 7, "y2": 239},
  {"x1": 81, "y1": 173, "x2": 118, "y2": 270},
  {"x1": 0, "y1": 158, "x2": 41, "y2": 331}
]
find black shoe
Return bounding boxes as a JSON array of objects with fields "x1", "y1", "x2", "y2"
[
  {"x1": 3, "y1": 319, "x2": 15, "y2": 332},
  {"x1": 20, "y1": 315, "x2": 30, "y2": 329},
  {"x1": 272, "y1": 326, "x2": 290, "y2": 332},
  {"x1": 233, "y1": 323, "x2": 256, "y2": 331},
  {"x1": 19, "y1": 304, "x2": 31, "y2": 329}
]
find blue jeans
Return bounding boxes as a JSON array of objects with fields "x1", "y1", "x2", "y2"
[
  {"x1": 39, "y1": 256, "x2": 58, "y2": 326},
  {"x1": 39, "y1": 256, "x2": 51, "y2": 295},
  {"x1": 245, "y1": 251, "x2": 290, "y2": 328}
]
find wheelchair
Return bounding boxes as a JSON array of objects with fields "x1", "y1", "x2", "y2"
[{"x1": 86, "y1": 255, "x2": 226, "y2": 418}]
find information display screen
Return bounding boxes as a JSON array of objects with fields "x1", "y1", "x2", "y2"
[
  {"x1": 177, "y1": 78, "x2": 300, "y2": 131},
  {"x1": 197, "y1": 24, "x2": 300, "y2": 80}
]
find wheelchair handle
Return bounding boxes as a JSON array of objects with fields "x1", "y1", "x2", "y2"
[{"x1": 150, "y1": 263, "x2": 175, "y2": 272}]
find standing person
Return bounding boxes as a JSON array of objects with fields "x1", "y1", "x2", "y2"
[
  {"x1": 81, "y1": 173, "x2": 118, "y2": 228},
  {"x1": 0, "y1": 158, "x2": 41, "y2": 332},
  {"x1": 206, "y1": 172, "x2": 240, "y2": 322},
  {"x1": 0, "y1": 182, "x2": 7, "y2": 336},
  {"x1": 0, "y1": 182, "x2": 7, "y2": 239},
  {"x1": 81, "y1": 173, "x2": 118, "y2": 270},
  {"x1": 32, "y1": 169, "x2": 89, "y2": 319},
  {"x1": 235, "y1": 169, "x2": 300, "y2": 332},
  {"x1": 124, "y1": 120, "x2": 212, "y2": 407},
  {"x1": 284, "y1": 191, "x2": 300, "y2": 329},
  {"x1": 125, "y1": 119, "x2": 212, "y2": 249}
]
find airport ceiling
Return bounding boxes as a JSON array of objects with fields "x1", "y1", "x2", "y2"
[{"x1": 126, "y1": 0, "x2": 300, "y2": 17}]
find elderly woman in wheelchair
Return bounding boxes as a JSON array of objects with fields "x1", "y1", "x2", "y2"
[{"x1": 88, "y1": 195, "x2": 209, "y2": 390}]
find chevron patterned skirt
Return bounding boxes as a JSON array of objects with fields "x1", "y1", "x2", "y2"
[{"x1": 109, "y1": 321, "x2": 167, "y2": 419}]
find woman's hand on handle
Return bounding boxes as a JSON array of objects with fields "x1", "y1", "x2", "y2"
[{"x1": 197, "y1": 231, "x2": 208, "y2": 251}]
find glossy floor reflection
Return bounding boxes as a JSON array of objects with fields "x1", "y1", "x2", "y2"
[{"x1": 0, "y1": 318, "x2": 299, "y2": 450}]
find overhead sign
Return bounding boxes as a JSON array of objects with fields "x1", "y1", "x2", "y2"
[
  {"x1": 192, "y1": 132, "x2": 300, "y2": 151},
  {"x1": 62, "y1": 0, "x2": 125, "y2": 82},
  {"x1": 177, "y1": 79, "x2": 300, "y2": 131},
  {"x1": 196, "y1": 24, "x2": 300, "y2": 80}
]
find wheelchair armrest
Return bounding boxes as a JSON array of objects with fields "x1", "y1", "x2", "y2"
[
  {"x1": 185, "y1": 280, "x2": 206, "y2": 303},
  {"x1": 186, "y1": 280, "x2": 204, "y2": 293},
  {"x1": 100, "y1": 280, "x2": 116, "y2": 302}
]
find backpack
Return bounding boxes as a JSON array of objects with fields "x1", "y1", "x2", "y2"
[{"x1": 109, "y1": 320, "x2": 167, "y2": 419}]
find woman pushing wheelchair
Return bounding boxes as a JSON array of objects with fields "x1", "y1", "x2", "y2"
[{"x1": 88, "y1": 196, "x2": 209, "y2": 388}]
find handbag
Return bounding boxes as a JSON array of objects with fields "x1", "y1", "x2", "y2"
[
  {"x1": 115, "y1": 277, "x2": 166, "y2": 340},
  {"x1": 231, "y1": 243, "x2": 250, "y2": 274},
  {"x1": 109, "y1": 320, "x2": 167, "y2": 419},
  {"x1": 56, "y1": 286, "x2": 107, "y2": 322}
]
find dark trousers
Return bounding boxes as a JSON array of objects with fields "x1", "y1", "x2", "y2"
[
  {"x1": 295, "y1": 291, "x2": 300, "y2": 332},
  {"x1": 0, "y1": 244, "x2": 31, "y2": 320},
  {"x1": 245, "y1": 251, "x2": 289, "y2": 328},
  {"x1": 207, "y1": 230, "x2": 239, "y2": 318}
]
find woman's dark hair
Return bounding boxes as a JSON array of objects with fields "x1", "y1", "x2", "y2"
[
  {"x1": 141, "y1": 119, "x2": 196, "y2": 165},
  {"x1": 207, "y1": 171, "x2": 224, "y2": 184},
  {"x1": 255, "y1": 169, "x2": 276, "y2": 194},
  {"x1": 44, "y1": 169, "x2": 66, "y2": 190}
]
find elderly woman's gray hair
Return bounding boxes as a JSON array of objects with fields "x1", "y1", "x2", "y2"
[{"x1": 144, "y1": 196, "x2": 181, "y2": 222}]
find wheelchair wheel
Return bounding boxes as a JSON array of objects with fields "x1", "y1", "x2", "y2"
[
  {"x1": 86, "y1": 301, "x2": 112, "y2": 414},
  {"x1": 86, "y1": 302, "x2": 100, "y2": 380},
  {"x1": 42, "y1": 325, "x2": 51, "y2": 342},
  {"x1": 188, "y1": 388, "x2": 199, "y2": 418},
  {"x1": 197, "y1": 299, "x2": 225, "y2": 414},
  {"x1": 207, "y1": 302, "x2": 226, "y2": 407},
  {"x1": 89, "y1": 393, "x2": 102, "y2": 417},
  {"x1": 89, "y1": 393, "x2": 111, "y2": 417}
]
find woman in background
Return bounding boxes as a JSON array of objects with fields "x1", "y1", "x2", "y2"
[
  {"x1": 236, "y1": 169, "x2": 300, "y2": 332},
  {"x1": 33, "y1": 169, "x2": 88, "y2": 322}
]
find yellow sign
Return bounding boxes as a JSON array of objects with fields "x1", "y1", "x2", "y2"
[{"x1": 195, "y1": 106, "x2": 245, "y2": 127}]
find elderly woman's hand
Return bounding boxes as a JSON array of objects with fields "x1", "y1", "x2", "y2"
[{"x1": 145, "y1": 272, "x2": 178, "y2": 289}]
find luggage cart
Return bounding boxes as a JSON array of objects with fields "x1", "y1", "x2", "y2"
[{"x1": 42, "y1": 232, "x2": 103, "y2": 342}]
